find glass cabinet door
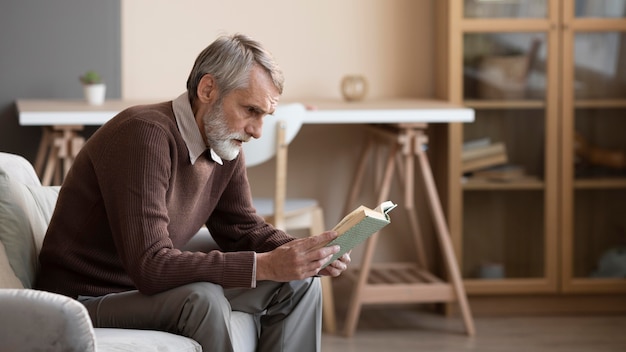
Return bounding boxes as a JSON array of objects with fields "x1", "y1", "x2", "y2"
[
  {"x1": 458, "y1": 0, "x2": 559, "y2": 293},
  {"x1": 562, "y1": 1, "x2": 626, "y2": 292}
]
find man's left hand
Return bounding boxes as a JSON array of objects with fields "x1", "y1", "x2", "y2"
[{"x1": 318, "y1": 251, "x2": 351, "y2": 277}]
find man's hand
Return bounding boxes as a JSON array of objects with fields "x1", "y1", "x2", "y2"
[
  {"x1": 256, "y1": 231, "x2": 341, "y2": 282},
  {"x1": 318, "y1": 251, "x2": 351, "y2": 277}
]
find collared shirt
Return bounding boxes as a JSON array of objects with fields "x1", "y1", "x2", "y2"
[{"x1": 172, "y1": 92, "x2": 223, "y2": 165}]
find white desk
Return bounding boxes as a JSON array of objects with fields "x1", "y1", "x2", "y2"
[
  {"x1": 16, "y1": 98, "x2": 476, "y2": 337},
  {"x1": 16, "y1": 98, "x2": 472, "y2": 185},
  {"x1": 17, "y1": 98, "x2": 473, "y2": 126}
]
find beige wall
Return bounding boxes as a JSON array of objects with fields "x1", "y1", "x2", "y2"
[
  {"x1": 121, "y1": 0, "x2": 436, "y2": 263},
  {"x1": 121, "y1": 0, "x2": 433, "y2": 100}
]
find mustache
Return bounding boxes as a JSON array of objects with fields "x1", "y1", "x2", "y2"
[{"x1": 234, "y1": 134, "x2": 252, "y2": 143}]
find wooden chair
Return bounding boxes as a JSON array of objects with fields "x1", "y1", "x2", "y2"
[{"x1": 242, "y1": 103, "x2": 337, "y2": 333}]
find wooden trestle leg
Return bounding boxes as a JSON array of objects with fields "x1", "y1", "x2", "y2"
[{"x1": 341, "y1": 124, "x2": 475, "y2": 338}]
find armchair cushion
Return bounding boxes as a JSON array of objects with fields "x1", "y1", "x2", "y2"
[
  {"x1": 0, "y1": 168, "x2": 59, "y2": 288},
  {"x1": 0, "y1": 288, "x2": 97, "y2": 352},
  {"x1": 0, "y1": 152, "x2": 42, "y2": 186},
  {"x1": 0, "y1": 241, "x2": 23, "y2": 288}
]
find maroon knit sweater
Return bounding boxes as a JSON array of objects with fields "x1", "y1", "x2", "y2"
[{"x1": 36, "y1": 101, "x2": 293, "y2": 298}]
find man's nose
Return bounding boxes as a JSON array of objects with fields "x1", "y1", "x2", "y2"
[{"x1": 246, "y1": 119, "x2": 262, "y2": 139}]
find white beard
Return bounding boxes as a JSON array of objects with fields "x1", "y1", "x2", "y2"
[{"x1": 203, "y1": 101, "x2": 248, "y2": 161}]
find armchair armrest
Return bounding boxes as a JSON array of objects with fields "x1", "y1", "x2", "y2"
[{"x1": 0, "y1": 289, "x2": 96, "y2": 352}]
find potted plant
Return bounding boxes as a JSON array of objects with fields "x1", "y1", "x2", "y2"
[{"x1": 80, "y1": 70, "x2": 106, "y2": 105}]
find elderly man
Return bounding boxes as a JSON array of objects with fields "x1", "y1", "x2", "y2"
[{"x1": 37, "y1": 33, "x2": 350, "y2": 351}]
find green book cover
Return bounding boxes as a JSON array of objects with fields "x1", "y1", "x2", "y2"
[{"x1": 321, "y1": 201, "x2": 396, "y2": 269}]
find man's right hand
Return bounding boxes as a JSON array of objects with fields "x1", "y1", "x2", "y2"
[{"x1": 255, "y1": 231, "x2": 340, "y2": 282}]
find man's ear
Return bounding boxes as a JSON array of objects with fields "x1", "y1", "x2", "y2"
[{"x1": 197, "y1": 74, "x2": 217, "y2": 103}]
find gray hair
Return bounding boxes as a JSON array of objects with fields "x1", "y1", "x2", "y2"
[{"x1": 186, "y1": 33, "x2": 284, "y2": 103}]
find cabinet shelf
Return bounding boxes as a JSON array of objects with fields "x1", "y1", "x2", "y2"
[
  {"x1": 463, "y1": 177, "x2": 544, "y2": 191},
  {"x1": 574, "y1": 99, "x2": 626, "y2": 108},
  {"x1": 567, "y1": 278, "x2": 626, "y2": 294},
  {"x1": 574, "y1": 177, "x2": 626, "y2": 189},
  {"x1": 465, "y1": 99, "x2": 626, "y2": 110},
  {"x1": 465, "y1": 100, "x2": 545, "y2": 110}
]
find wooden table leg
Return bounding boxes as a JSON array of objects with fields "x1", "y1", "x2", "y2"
[
  {"x1": 343, "y1": 140, "x2": 399, "y2": 337},
  {"x1": 39, "y1": 125, "x2": 85, "y2": 186},
  {"x1": 34, "y1": 127, "x2": 54, "y2": 179},
  {"x1": 414, "y1": 130, "x2": 475, "y2": 336}
]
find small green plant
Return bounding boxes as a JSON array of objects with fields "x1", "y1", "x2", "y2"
[{"x1": 80, "y1": 70, "x2": 102, "y2": 85}]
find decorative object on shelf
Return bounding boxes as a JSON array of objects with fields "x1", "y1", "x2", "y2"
[
  {"x1": 80, "y1": 70, "x2": 106, "y2": 106},
  {"x1": 575, "y1": 132, "x2": 626, "y2": 170},
  {"x1": 476, "y1": 37, "x2": 542, "y2": 100},
  {"x1": 340, "y1": 75, "x2": 368, "y2": 102},
  {"x1": 477, "y1": 55, "x2": 529, "y2": 99},
  {"x1": 479, "y1": 262, "x2": 505, "y2": 280},
  {"x1": 591, "y1": 246, "x2": 626, "y2": 279}
]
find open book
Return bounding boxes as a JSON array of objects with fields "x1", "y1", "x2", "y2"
[{"x1": 321, "y1": 201, "x2": 397, "y2": 269}]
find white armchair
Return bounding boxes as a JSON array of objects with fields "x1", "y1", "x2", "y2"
[{"x1": 0, "y1": 152, "x2": 258, "y2": 352}]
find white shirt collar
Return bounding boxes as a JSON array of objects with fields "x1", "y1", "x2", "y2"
[
  {"x1": 209, "y1": 149, "x2": 223, "y2": 165},
  {"x1": 172, "y1": 92, "x2": 222, "y2": 165}
]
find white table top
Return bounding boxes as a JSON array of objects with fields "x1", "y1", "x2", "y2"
[{"x1": 16, "y1": 98, "x2": 474, "y2": 126}]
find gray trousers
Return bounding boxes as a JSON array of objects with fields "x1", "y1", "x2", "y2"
[{"x1": 79, "y1": 278, "x2": 322, "y2": 352}]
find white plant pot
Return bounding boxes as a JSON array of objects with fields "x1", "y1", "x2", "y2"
[{"x1": 83, "y1": 83, "x2": 106, "y2": 105}]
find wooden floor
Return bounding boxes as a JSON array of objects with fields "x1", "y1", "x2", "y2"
[{"x1": 321, "y1": 306, "x2": 626, "y2": 352}]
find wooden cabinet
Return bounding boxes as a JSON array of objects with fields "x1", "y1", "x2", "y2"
[{"x1": 435, "y1": 0, "x2": 626, "y2": 312}]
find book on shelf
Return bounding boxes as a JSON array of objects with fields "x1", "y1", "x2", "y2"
[
  {"x1": 471, "y1": 164, "x2": 525, "y2": 182},
  {"x1": 462, "y1": 137, "x2": 491, "y2": 150},
  {"x1": 320, "y1": 200, "x2": 397, "y2": 269},
  {"x1": 462, "y1": 139, "x2": 508, "y2": 173},
  {"x1": 463, "y1": 153, "x2": 508, "y2": 173},
  {"x1": 462, "y1": 141, "x2": 506, "y2": 161}
]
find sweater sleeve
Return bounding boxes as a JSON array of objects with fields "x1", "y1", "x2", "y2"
[{"x1": 95, "y1": 116, "x2": 258, "y2": 294}]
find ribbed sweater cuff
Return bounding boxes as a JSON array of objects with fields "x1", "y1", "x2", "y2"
[{"x1": 222, "y1": 251, "x2": 256, "y2": 288}]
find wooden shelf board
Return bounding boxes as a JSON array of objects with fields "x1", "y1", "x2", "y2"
[
  {"x1": 463, "y1": 177, "x2": 545, "y2": 191},
  {"x1": 574, "y1": 177, "x2": 626, "y2": 189},
  {"x1": 563, "y1": 278, "x2": 626, "y2": 294},
  {"x1": 360, "y1": 283, "x2": 456, "y2": 304},
  {"x1": 464, "y1": 278, "x2": 556, "y2": 295},
  {"x1": 344, "y1": 263, "x2": 458, "y2": 304},
  {"x1": 574, "y1": 99, "x2": 626, "y2": 109},
  {"x1": 464, "y1": 99, "x2": 626, "y2": 110},
  {"x1": 464, "y1": 100, "x2": 545, "y2": 110}
]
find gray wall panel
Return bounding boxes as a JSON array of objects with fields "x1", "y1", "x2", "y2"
[{"x1": 0, "y1": 0, "x2": 121, "y2": 161}]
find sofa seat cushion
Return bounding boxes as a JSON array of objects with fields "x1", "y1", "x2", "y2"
[
  {"x1": 95, "y1": 310, "x2": 258, "y2": 352},
  {"x1": 95, "y1": 328, "x2": 201, "y2": 352}
]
